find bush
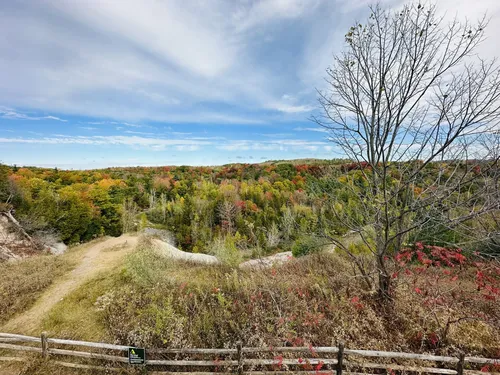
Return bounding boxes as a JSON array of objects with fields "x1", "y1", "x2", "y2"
[
  {"x1": 209, "y1": 236, "x2": 242, "y2": 267},
  {"x1": 19, "y1": 242, "x2": 498, "y2": 357},
  {"x1": 291, "y1": 235, "x2": 328, "y2": 257}
]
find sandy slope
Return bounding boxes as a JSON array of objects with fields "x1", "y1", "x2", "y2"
[
  {"x1": 239, "y1": 251, "x2": 293, "y2": 269},
  {"x1": 152, "y1": 239, "x2": 220, "y2": 264},
  {"x1": 1, "y1": 234, "x2": 138, "y2": 334},
  {"x1": 153, "y1": 238, "x2": 298, "y2": 268}
]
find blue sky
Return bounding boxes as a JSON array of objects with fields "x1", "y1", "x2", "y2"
[{"x1": 1, "y1": 0, "x2": 499, "y2": 169}]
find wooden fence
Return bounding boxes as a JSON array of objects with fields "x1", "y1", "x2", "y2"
[{"x1": 1, "y1": 332, "x2": 499, "y2": 374}]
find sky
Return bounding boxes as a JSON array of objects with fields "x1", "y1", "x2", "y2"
[{"x1": 1, "y1": 0, "x2": 499, "y2": 169}]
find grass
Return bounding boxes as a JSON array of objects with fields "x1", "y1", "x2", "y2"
[
  {"x1": 3, "y1": 356, "x2": 142, "y2": 375},
  {"x1": 40, "y1": 270, "x2": 122, "y2": 341},
  {"x1": 0, "y1": 254, "x2": 76, "y2": 326},
  {"x1": 95, "y1": 237, "x2": 499, "y2": 356},
  {"x1": 0, "y1": 236, "x2": 108, "y2": 328}
]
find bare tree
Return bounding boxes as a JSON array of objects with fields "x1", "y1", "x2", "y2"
[
  {"x1": 266, "y1": 222, "x2": 281, "y2": 248},
  {"x1": 281, "y1": 206, "x2": 296, "y2": 241},
  {"x1": 160, "y1": 193, "x2": 167, "y2": 223},
  {"x1": 148, "y1": 188, "x2": 156, "y2": 211},
  {"x1": 313, "y1": 3, "x2": 500, "y2": 300},
  {"x1": 122, "y1": 197, "x2": 138, "y2": 233},
  {"x1": 218, "y1": 200, "x2": 239, "y2": 234}
]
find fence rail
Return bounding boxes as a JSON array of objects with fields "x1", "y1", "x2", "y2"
[{"x1": 0, "y1": 332, "x2": 499, "y2": 374}]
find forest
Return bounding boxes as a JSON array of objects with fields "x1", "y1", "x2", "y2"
[
  {"x1": 1, "y1": 158, "x2": 500, "y2": 360},
  {"x1": 1, "y1": 158, "x2": 498, "y2": 261}
]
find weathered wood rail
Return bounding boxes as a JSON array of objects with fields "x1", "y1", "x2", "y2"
[{"x1": 0, "y1": 332, "x2": 499, "y2": 374}]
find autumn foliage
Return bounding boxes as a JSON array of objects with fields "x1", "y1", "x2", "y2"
[{"x1": 393, "y1": 243, "x2": 500, "y2": 347}]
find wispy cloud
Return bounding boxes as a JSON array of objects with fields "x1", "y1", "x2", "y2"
[
  {"x1": 124, "y1": 130, "x2": 157, "y2": 136},
  {"x1": 0, "y1": 107, "x2": 67, "y2": 122},
  {"x1": 294, "y1": 127, "x2": 329, "y2": 133},
  {"x1": 216, "y1": 139, "x2": 328, "y2": 152},
  {"x1": 0, "y1": 135, "x2": 211, "y2": 151},
  {"x1": 175, "y1": 145, "x2": 200, "y2": 151},
  {"x1": 0, "y1": 135, "x2": 332, "y2": 154},
  {"x1": 232, "y1": 0, "x2": 322, "y2": 32},
  {"x1": 273, "y1": 104, "x2": 316, "y2": 113},
  {"x1": 122, "y1": 122, "x2": 153, "y2": 129},
  {"x1": 258, "y1": 133, "x2": 294, "y2": 138}
]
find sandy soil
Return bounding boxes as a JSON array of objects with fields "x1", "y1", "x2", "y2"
[
  {"x1": 152, "y1": 239, "x2": 220, "y2": 264},
  {"x1": 239, "y1": 251, "x2": 293, "y2": 269}
]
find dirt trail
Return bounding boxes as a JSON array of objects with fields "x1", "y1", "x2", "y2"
[{"x1": 1, "y1": 234, "x2": 138, "y2": 334}]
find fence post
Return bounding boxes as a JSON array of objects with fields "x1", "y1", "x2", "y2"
[
  {"x1": 457, "y1": 352, "x2": 465, "y2": 375},
  {"x1": 41, "y1": 332, "x2": 48, "y2": 359},
  {"x1": 337, "y1": 342, "x2": 344, "y2": 375},
  {"x1": 237, "y1": 341, "x2": 243, "y2": 375}
]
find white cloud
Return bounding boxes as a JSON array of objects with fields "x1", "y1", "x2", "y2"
[
  {"x1": 44, "y1": 115, "x2": 67, "y2": 122},
  {"x1": 122, "y1": 122, "x2": 152, "y2": 129},
  {"x1": 259, "y1": 133, "x2": 294, "y2": 138},
  {"x1": 175, "y1": 145, "x2": 200, "y2": 151},
  {"x1": 232, "y1": 0, "x2": 321, "y2": 32},
  {"x1": 0, "y1": 0, "x2": 326, "y2": 123},
  {"x1": 1, "y1": 0, "x2": 499, "y2": 127},
  {"x1": 294, "y1": 127, "x2": 329, "y2": 133},
  {"x1": 50, "y1": 1, "x2": 238, "y2": 79},
  {"x1": 273, "y1": 103, "x2": 315, "y2": 113},
  {"x1": 0, "y1": 135, "x2": 211, "y2": 151},
  {"x1": 0, "y1": 107, "x2": 67, "y2": 122},
  {"x1": 0, "y1": 134, "x2": 331, "y2": 155},
  {"x1": 124, "y1": 130, "x2": 156, "y2": 136},
  {"x1": 216, "y1": 139, "x2": 328, "y2": 152}
]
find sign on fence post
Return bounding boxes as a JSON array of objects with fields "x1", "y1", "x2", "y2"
[{"x1": 128, "y1": 347, "x2": 146, "y2": 365}]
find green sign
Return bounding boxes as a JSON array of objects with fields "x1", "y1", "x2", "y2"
[{"x1": 128, "y1": 347, "x2": 146, "y2": 365}]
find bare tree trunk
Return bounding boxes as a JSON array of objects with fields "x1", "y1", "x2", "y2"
[
  {"x1": 0, "y1": 244, "x2": 21, "y2": 261},
  {"x1": 1, "y1": 210, "x2": 38, "y2": 249}
]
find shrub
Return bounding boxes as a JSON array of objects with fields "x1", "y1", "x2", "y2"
[
  {"x1": 209, "y1": 236, "x2": 242, "y2": 267},
  {"x1": 292, "y1": 235, "x2": 328, "y2": 257}
]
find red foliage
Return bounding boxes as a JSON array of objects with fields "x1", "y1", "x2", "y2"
[
  {"x1": 341, "y1": 161, "x2": 372, "y2": 172},
  {"x1": 350, "y1": 296, "x2": 364, "y2": 310},
  {"x1": 235, "y1": 200, "x2": 246, "y2": 209},
  {"x1": 315, "y1": 361, "x2": 324, "y2": 371},
  {"x1": 428, "y1": 332, "x2": 439, "y2": 347},
  {"x1": 273, "y1": 355, "x2": 284, "y2": 370},
  {"x1": 393, "y1": 243, "x2": 500, "y2": 346},
  {"x1": 480, "y1": 363, "x2": 500, "y2": 372}
]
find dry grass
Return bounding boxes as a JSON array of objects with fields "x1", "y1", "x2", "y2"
[
  {"x1": 1, "y1": 356, "x2": 141, "y2": 375},
  {"x1": 94, "y1": 238, "x2": 499, "y2": 357},
  {"x1": 0, "y1": 254, "x2": 76, "y2": 326},
  {"x1": 40, "y1": 270, "x2": 122, "y2": 341}
]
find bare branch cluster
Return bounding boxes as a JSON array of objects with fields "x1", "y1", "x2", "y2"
[{"x1": 313, "y1": 3, "x2": 500, "y2": 299}]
